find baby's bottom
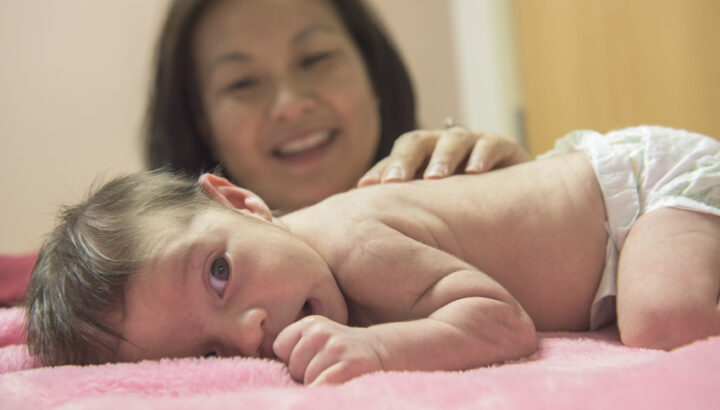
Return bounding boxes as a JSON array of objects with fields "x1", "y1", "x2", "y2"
[
  {"x1": 616, "y1": 207, "x2": 720, "y2": 350},
  {"x1": 540, "y1": 126, "x2": 720, "y2": 330}
]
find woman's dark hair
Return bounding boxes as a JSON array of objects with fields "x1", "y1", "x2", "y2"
[{"x1": 145, "y1": 0, "x2": 417, "y2": 178}]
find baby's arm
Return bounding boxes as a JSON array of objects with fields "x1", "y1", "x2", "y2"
[
  {"x1": 367, "y1": 269, "x2": 536, "y2": 372},
  {"x1": 274, "y1": 236, "x2": 536, "y2": 385}
]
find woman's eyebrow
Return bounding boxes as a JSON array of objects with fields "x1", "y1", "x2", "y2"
[
  {"x1": 207, "y1": 52, "x2": 251, "y2": 78},
  {"x1": 292, "y1": 23, "x2": 336, "y2": 44}
]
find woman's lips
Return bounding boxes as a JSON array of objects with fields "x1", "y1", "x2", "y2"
[{"x1": 272, "y1": 130, "x2": 336, "y2": 160}]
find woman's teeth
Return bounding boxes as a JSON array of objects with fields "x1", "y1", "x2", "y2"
[{"x1": 276, "y1": 131, "x2": 332, "y2": 156}]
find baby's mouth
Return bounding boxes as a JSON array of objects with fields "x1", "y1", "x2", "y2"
[
  {"x1": 273, "y1": 130, "x2": 336, "y2": 158},
  {"x1": 296, "y1": 300, "x2": 313, "y2": 322}
]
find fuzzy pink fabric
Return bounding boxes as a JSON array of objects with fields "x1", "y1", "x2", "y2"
[
  {"x1": 0, "y1": 253, "x2": 35, "y2": 307},
  {"x1": 1, "y1": 306, "x2": 718, "y2": 409}
]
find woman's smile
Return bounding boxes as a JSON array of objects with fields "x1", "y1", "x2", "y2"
[{"x1": 272, "y1": 129, "x2": 338, "y2": 164}]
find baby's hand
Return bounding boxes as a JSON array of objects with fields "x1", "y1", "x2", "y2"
[{"x1": 273, "y1": 316, "x2": 384, "y2": 385}]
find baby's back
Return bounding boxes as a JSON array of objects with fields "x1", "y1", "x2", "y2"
[{"x1": 286, "y1": 152, "x2": 608, "y2": 331}]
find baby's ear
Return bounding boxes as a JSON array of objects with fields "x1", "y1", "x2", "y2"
[{"x1": 198, "y1": 174, "x2": 272, "y2": 222}]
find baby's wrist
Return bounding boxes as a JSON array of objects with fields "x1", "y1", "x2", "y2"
[{"x1": 364, "y1": 326, "x2": 401, "y2": 371}]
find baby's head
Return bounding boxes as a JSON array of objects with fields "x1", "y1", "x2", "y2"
[
  {"x1": 26, "y1": 170, "x2": 346, "y2": 366},
  {"x1": 25, "y1": 170, "x2": 226, "y2": 365}
]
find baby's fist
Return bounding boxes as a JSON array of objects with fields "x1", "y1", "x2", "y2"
[{"x1": 273, "y1": 316, "x2": 384, "y2": 385}]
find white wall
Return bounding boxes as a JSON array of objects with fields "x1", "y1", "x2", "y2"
[
  {"x1": 367, "y1": 0, "x2": 461, "y2": 129},
  {"x1": 451, "y1": 0, "x2": 523, "y2": 142},
  {"x1": 369, "y1": 0, "x2": 522, "y2": 139},
  {"x1": 0, "y1": 1, "x2": 169, "y2": 253},
  {"x1": 0, "y1": 1, "x2": 517, "y2": 253}
]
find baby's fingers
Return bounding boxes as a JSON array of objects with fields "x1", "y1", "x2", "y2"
[
  {"x1": 274, "y1": 317, "x2": 330, "y2": 383},
  {"x1": 273, "y1": 320, "x2": 303, "y2": 364},
  {"x1": 309, "y1": 362, "x2": 357, "y2": 386}
]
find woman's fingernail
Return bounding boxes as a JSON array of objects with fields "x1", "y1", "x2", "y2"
[
  {"x1": 425, "y1": 162, "x2": 448, "y2": 178},
  {"x1": 383, "y1": 166, "x2": 404, "y2": 181},
  {"x1": 357, "y1": 175, "x2": 372, "y2": 186},
  {"x1": 466, "y1": 159, "x2": 484, "y2": 173}
]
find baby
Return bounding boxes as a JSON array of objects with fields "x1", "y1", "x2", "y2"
[{"x1": 26, "y1": 126, "x2": 720, "y2": 385}]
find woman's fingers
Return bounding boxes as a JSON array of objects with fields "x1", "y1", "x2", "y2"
[
  {"x1": 465, "y1": 133, "x2": 531, "y2": 173},
  {"x1": 380, "y1": 130, "x2": 437, "y2": 182},
  {"x1": 357, "y1": 130, "x2": 436, "y2": 186},
  {"x1": 423, "y1": 126, "x2": 476, "y2": 179},
  {"x1": 357, "y1": 157, "x2": 391, "y2": 187},
  {"x1": 356, "y1": 127, "x2": 531, "y2": 187}
]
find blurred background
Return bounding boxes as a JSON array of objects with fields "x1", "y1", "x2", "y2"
[{"x1": 1, "y1": 0, "x2": 718, "y2": 253}]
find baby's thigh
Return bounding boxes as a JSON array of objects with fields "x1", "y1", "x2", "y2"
[{"x1": 616, "y1": 207, "x2": 720, "y2": 350}]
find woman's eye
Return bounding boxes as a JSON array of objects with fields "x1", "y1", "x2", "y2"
[
  {"x1": 301, "y1": 52, "x2": 334, "y2": 68},
  {"x1": 226, "y1": 77, "x2": 258, "y2": 92},
  {"x1": 209, "y1": 257, "x2": 230, "y2": 295}
]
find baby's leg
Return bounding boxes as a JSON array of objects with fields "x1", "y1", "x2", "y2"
[{"x1": 616, "y1": 208, "x2": 720, "y2": 350}]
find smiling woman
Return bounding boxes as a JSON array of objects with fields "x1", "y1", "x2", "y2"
[{"x1": 189, "y1": 0, "x2": 382, "y2": 210}]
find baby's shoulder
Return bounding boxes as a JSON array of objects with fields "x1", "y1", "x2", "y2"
[{"x1": 324, "y1": 218, "x2": 404, "y2": 266}]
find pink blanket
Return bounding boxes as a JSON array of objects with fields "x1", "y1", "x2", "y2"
[{"x1": 1, "y1": 306, "x2": 718, "y2": 409}]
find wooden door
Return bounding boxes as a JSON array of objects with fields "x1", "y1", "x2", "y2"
[{"x1": 512, "y1": 0, "x2": 720, "y2": 156}]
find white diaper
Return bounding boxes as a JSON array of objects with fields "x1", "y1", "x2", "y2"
[{"x1": 539, "y1": 125, "x2": 720, "y2": 329}]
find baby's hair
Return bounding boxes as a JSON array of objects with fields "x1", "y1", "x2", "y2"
[{"x1": 25, "y1": 170, "x2": 220, "y2": 366}]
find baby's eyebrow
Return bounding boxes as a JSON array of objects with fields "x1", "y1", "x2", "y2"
[{"x1": 180, "y1": 242, "x2": 202, "y2": 288}]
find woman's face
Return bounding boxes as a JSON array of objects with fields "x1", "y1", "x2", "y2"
[{"x1": 193, "y1": 0, "x2": 380, "y2": 211}]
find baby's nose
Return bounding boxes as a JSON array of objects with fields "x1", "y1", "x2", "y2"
[{"x1": 225, "y1": 307, "x2": 267, "y2": 357}]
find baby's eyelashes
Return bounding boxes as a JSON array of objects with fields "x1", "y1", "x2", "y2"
[
  {"x1": 209, "y1": 256, "x2": 230, "y2": 295},
  {"x1": 204, "y1": 351, "x2": 218, "y2": 358}
]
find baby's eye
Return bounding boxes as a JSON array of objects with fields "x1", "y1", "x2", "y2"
[
  {"x1": 209, "y1": 257, "x2": 230, "y2": 295},
  {"x1": 204, "y1": 352, "x2": 217, "y2": 358}
]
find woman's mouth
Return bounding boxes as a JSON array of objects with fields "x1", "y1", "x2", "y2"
[{"x1": 273, "y1": 130, "x2": 336, "y2": 160}]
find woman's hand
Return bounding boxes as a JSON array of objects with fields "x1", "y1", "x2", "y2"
[{"x1": 357, "y1": 126, "x2": 530, "y2": 187}]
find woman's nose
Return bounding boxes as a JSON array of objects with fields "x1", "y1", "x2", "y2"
[
  {"x1": 270, "y1": 79, "x2": 317, "y2": 122},
  {"x1": 224, "y1": 307, "x2": 268, "y2": 357}
]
